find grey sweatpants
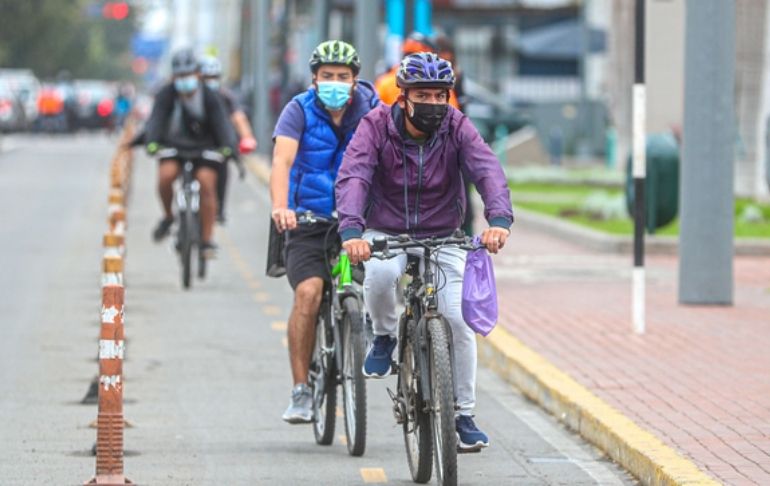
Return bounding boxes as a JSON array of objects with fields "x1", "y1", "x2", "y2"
[{"x1": 362, "y1": 230, "x2": 477, "y2": 415}]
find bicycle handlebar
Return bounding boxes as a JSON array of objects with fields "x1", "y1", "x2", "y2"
[
  {"x1": 370, "y1": 231, "x2": 476, "y2": 258},
  {"x1": 155, "y1": 146, "x2": 227, "y2": 164}
]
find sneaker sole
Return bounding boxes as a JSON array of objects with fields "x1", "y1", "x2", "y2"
[
  {"x1": 457, "y1": 440, "x2": 489, "y2": 453},
  {"x1": 283, "y1": 415, "x2": 313, "y2": 424}
]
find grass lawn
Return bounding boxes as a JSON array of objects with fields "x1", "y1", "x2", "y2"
[{"x1": 509, "y1": 182, "x2": 770, "y2": 238}]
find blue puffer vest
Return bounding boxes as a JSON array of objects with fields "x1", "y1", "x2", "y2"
[{"x1": 288, "y1": 80, "x2": 378, "y2": 217}]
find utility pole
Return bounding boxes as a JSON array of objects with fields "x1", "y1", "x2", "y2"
[
  {"x1": 313, "y1": 0, "x2": 330, "y2": 47},
  {"x1": 252, "y1": 0, "x2": 271, "y2": 156},
  {"x1": 679, "y1": 0, "x2": 735, "y2": 305},
  {"x1": 355, "y1": 0, "x2": 379, "y2": 81},
  {"x1": 631, "y1": 0, "x2": 646, "y2": 333}
]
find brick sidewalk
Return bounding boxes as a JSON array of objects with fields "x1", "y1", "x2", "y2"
[{"x1": 494, "y1": 225, "x2": 770, "y2": 485}]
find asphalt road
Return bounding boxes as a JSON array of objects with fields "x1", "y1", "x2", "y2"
[{"x1": 0, "y1": 134, "x2": 636, "y2": 485}]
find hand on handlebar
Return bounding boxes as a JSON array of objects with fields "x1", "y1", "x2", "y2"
[
  {"x1": 239, "y1": 137, "x2": 257, "y2": 154},
  {"x1": 146, "y1": 142, "x2": 160, "y2": 155},
  {"x1": 480, "y1": 227, "x2": 510, "y2": 254},
  {"x1": 342, "y1": 238, "x2": 371, "y2": 265},
  {"x1": 271, "y1": 208, "x2": 297, "y2": 233}
]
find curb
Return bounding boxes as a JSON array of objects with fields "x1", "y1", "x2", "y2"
[
  {"x1": 515, "y1": 206, "x2": 770, "y2": 256},
  {"x1": 477, "y1": 326, "x2": 719, "y2": 486}
]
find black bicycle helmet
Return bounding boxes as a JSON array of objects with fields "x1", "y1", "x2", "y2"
[
  {"x1": 309, "y1": 40, "x2": 361, "y2": 75},
  {"x1": 171, "y1": 48, "x2": 199, "y2": 76},
  {"x1": 396, "y1": 52, "x2": 455, "y2": 89}
]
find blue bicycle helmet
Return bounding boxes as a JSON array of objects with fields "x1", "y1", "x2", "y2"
[{"x1": 396, "y1": 52, "x2": 455, "y2": 90}]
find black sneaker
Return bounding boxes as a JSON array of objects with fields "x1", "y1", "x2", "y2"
[
  {"x1": 216, "y1": 211, "x2": 226, "y2": 225},
  {"x1": 152, "y1": 217, "x2": 174, "y2": 242},
  {"x1": 200, "y1": 241, "x2": 218, "y2": 259}
]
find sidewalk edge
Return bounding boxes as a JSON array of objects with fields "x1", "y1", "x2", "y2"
[
  {"x1": 478, "y1": 326, "x2": 720, "y2": 486},
  {"x1": 515, "y1": 206, "x2": 770, "y2": 256}
]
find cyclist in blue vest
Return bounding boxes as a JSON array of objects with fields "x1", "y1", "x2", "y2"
[{"x1": 270, "y1": 40, "x2": 379, "y2": 423}]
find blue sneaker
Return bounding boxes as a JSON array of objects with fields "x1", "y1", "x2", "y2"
[
  {"x1": 456, "y1": 415, "x2": 489, "y2": 452},
  {"x1": 363, "y1": 335, "x2": 397, "y2": 378}
]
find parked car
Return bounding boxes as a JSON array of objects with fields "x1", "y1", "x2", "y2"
[
  {"x1": 0, "y1": 68, "x2": 41, "y2": 129},
  {"x1": 0, "y1": 80, "x2": 27, "y2": 132},
  {"x1": 73, "y1": 80, "x2": 117, "y2": 130}
]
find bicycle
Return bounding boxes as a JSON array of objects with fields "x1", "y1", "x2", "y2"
[
  {"x1": 155, "y1": 147, "x2": 228, "y2": 289},
  {"x1": 370, "y1": 232, "x2": 474, "y2": 486},
  {"x1": 297, "y1": 212, "x2": 369, "y2": 456}
]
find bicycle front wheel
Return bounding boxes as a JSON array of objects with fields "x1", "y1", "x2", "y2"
[
  {"x1": 179, "y1": 208, "x2": 195, "y2": 289},
  {"x1": 400, "y1": 319, "x2": 433, "y2": 483},
  {"x1": 311, "y1": 302, "x2": 337, "y2": 445},
  {"x1": 341, "y1": 297, "x2": 367, "y2": 456},
  {"x1": 427, "y1": 317, "x2": 457, "y2": 486}
]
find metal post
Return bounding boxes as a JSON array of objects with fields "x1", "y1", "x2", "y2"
[
  {"x1": 632, "y1": 0, "x2": 646, "y2": 333},
  {"x1": 355, "y1": 0, "x2": 379, "y2": 81},
  {"x1": 385, "y1": 0, "x2": 406, "y2": 67},
  {"x1": 253, "y1": 0, "x2": 271, "y2": 155},
  {"x1": 679, "y1": 0, "x2": 735, "y2": 305},
  {"x1": 314, "y1": 0, "x2": 330, "y2": 46},
  {"x1": 414, "y1": 0, "x2": 432, "y2": 36}
]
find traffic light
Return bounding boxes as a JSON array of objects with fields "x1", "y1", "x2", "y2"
[{"x1": 102, "y1": 2, "x2": 129, "y2": 20}]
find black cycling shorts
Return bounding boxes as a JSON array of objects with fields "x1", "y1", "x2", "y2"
[
  {"x1": 285, "y1": 221, "x2": 339, "y2": 289},
  {"x1": 158, "y1": 156, "x2": 222, "y2": 173}
]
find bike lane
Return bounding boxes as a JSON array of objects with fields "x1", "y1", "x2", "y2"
[{"x1": 0, "y1": 136, "x2": 635, "y2": 484}]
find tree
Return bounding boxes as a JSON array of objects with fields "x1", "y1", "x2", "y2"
[{"x1": 0, "y1": 0, "x2": 135, "y2": 80}]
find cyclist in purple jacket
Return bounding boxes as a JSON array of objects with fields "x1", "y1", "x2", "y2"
[{"x1": 335, "y1": 52, "x2": 513, "y2": 452}]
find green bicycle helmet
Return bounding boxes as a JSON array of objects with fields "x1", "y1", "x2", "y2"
[{"x1": 309, "y1": 40, "x2": 361, "y2": 75}]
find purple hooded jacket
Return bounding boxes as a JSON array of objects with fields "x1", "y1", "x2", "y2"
[{"x1": 336, "y1": 103, "x2": 513, "y2": 240}]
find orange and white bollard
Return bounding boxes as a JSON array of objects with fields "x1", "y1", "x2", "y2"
[
  {"x1": 102, "y1": 254, "x2": 123, "y2": 287},
  {"x1": 104, "y1": 231, "x2": 126, "y2": 259},
  {"x1": 108, "y1": 205, "x2": 127, "y2": 234},
  {"x1": 85, "y1": 284, "x2": 131, "y2": 485}
]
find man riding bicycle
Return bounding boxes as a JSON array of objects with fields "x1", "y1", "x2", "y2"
[
  {"x1": 144, "y1": 48, "x2": 237, "y2": 256},
  {"x1": 199, "y1": 55, "x2": 258, "y2": 223},
  {"x1": 269, "y1": 40, "x2": 379, "y2": 423},
  {"x1": 336, "y1": 52, "x2": 513, "y2": 452}
]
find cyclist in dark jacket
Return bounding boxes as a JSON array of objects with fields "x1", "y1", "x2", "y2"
[
  {"x1": 336, "y1": 53, "x2": 513, "y2": 452},
  {"x1": 144, "y1": 48, "x2": 237, "y2": 255}
]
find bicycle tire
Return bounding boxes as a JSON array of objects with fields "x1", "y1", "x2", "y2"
[
  {"x1": 179, "y1": 208, "x2": 194, "y2": 289},
  {"x1": 399, "y1": 318, "x2": 433, "y2": 483},
  {"x1": 341, "y1": 297, "x2": 367, "y2": 456},
  {"x1": 427, "y1": 317, "x2": 457, "y2": 486},
  {"x1": 311, "y1": 302, "x2": 337, "y2": 445}
]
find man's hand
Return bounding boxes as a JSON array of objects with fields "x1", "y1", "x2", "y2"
[
  {"x1": 271, "y1": 208, "x2": 297, "y2": 233},
  {"x1": 146, "y1": 142, "x2": 159, "y2": 155},
  {"x1": 342, "y1": 238, "x2": 371, "y2": 265},
  {"x1": 480, "y1": 227, "x2": 510, "y2": 254},
  {"x1": 239, "y1": 137, "x2": 257, "y2": 154}
]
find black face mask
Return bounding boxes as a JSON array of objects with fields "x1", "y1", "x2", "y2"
[{"x1": 406, "y1": 100, "x2": 447, "y2": 134}]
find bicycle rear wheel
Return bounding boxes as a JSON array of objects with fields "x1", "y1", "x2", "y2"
[
  {"x1": 310, "y1": 301, "x2": 337, "y2": 445},
  {"x1": 427, "y1": 317, "x2": 457, "y2": 486},
  {"x1": 399, "y1": 319, "x2": 432, "y2": 483},
  {"x1": 341, "y1": 297, "x2": 366, "y2": 456}
]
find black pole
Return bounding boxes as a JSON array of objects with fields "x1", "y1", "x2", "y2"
[{"x1": 632, "y1": 0, "x2": 646, "y2": 332}]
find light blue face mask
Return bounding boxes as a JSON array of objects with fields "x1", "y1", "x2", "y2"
[
  {"x1": 174, "y1": 75, "x2": 199, "y2": 94},
  {"x1": 205, "y1": 79, "x2": 220, "y2": 90},
  {"x1": 316, "y1": 81, "x2": 352, "y2": 110}
]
